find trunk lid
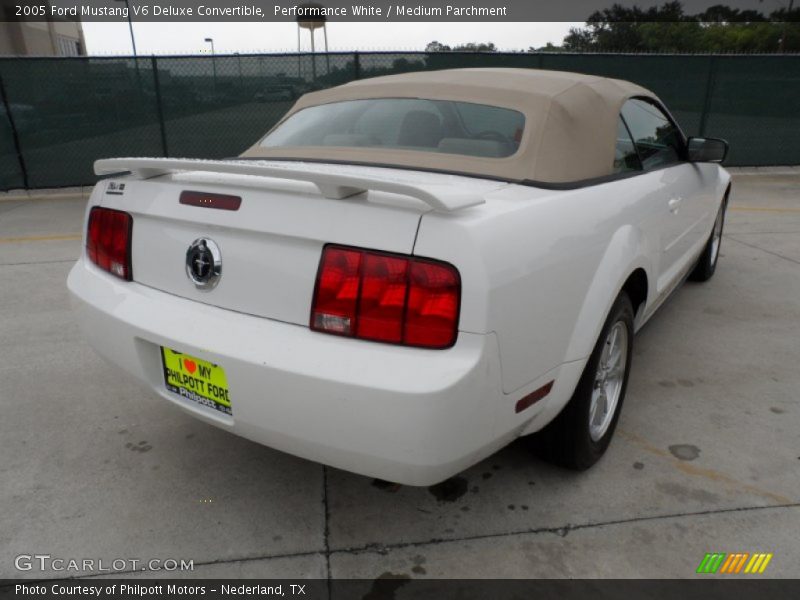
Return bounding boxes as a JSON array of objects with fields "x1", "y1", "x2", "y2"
[{"x1": 96, "y1": 162, "x2": 502, "y2": 327}]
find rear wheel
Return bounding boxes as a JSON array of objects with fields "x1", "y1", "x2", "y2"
[
  {"x1": 532, "y1": 292, "x2": 634, "y2": 470},
  {"x1": 689, "y1": 200, "x2": 726, "y2": 282}
]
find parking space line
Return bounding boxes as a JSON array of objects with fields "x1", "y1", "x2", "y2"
[
  {"x1": 729, "y1": 206, "x2": 800, "y2": 213},
  {"x1": 726, "y1": 236, "x2": 800, "y2": 267},
  {"x1": 0, "y1": 192, "x2": 88, "y2": 203},
  {"x1": 725, "y1": 231, "x2": 800, "y2": 235},
  {"x1": 0, "y1": 233, "x2": 81, "y2": 244},
  {"x1": 617, "y1": 429, "x2": 793, "y2": 504},
  {"x1": 0, "y1": 258, "x2": 77, "y2": 267}
]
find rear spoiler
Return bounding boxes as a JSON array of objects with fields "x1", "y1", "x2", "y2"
[{"x1": 94, "y1": 158, "x2": 488, "y2": 212}]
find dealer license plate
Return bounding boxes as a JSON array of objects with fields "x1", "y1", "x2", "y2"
[{"x1": 161, "y1": 347, "x2": 232, "y2": 416}]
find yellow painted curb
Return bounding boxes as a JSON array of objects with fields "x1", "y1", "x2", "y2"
[{"x1": 0, "y1": 233, "x2": 82, "y2": 244}]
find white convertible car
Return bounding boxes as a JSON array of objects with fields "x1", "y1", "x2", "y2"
[{"x1": 68, "y1": 69, "x2": 730, "y2": 485}]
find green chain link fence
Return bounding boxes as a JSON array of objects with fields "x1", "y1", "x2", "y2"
[{"x1": 1, "y1": 51, "x2": 798, "y2": 191}]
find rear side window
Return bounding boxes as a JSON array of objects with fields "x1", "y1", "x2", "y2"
[
  {"x1": 613, "y1": 116, "x2": 642, "y2": 173},
  {"x1": 621, "y1": 99, "x2": 683, "y2": 170},
  {"x1": 259, "y1": 98, "x2": 525, "y2": 158}
]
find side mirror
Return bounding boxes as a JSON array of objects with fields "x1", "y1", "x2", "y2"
[{"x1": 687, "y1": 137, "x2": 728, "y2": 163}]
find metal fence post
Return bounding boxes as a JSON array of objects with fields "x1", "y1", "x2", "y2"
[
  {"x1": 0, "y1": 72, "x2": 30, "y2": 189},
  {"x1": 151, "y1": 55, "x2": 169, "y2": 157},
  {"x1": 353, "y1": 51, "x2": 361, "y2": 80},
  {"x1": 698, "y1": 55, "x2": 718, "y2": 137}
]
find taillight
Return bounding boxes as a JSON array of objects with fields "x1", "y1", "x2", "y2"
[
  {"x1": 310, "y1": 245, "x2": 460, "y2": 349},
  {"x1": 86, "y1": 206, "x2": 133, "y2": 281}
]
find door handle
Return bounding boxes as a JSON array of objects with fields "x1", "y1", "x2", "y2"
[{"x1": 668, "y1": 197, "x2": 683, "y2": 213}]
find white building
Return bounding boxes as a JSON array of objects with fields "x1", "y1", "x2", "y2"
[{"x1": 0, "y1": 18, "x2": 87, "y2": 56}]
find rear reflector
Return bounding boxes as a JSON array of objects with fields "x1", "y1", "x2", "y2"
[
  {"x1": 86, "y1": 206, "x2": 133, "y2": 281},
  {"x1": 311, "y1": 245, "x2": 460, "y2": 349},
  {"x1": 515, "y1": 381, "x2": 554, "y2": 413},
  {"x1": 180, "y1": 190, "x2": 242, "y2": 211}
]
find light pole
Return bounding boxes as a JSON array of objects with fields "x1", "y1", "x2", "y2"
[
  {"x1": 779, "y1": 0, "x2": 795, "y2": 53},
  {"x1": 114, "y1": 0, "x2": 141, "y2": 93},
  {"x1": 234, "y1": 52, "x2": 243, "y2": 87},
  {"x1": 204, "y1": 38, "x2": 217, "y2": 91},
  {"x1": 114, "y1": 0, "x2": 137, "y2": 56}
]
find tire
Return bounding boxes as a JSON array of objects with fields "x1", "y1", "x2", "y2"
[
  {"x1": 689, "y1": 199, "x2": 727, "y2": 282},
  {"x1": 532, "y1": 292, "x2": 634, "y2": 470}
]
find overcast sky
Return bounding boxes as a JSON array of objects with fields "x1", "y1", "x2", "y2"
[{"x1": 82, "y1": 22, "x2": 581, "y2": 55}]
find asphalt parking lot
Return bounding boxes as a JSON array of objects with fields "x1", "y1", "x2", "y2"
[{"x1": 1, "y1": 171, "x2": 798, "y2": 580}]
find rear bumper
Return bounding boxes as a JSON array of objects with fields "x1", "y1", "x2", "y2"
[{"x1": 67, "y1": 258, "x2": 529, "y2": 485}]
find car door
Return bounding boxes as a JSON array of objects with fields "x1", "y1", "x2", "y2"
[{"x1": 621, "y1": 98, "x2": 707, "y2": 295}]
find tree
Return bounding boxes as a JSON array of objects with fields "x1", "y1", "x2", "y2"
[
  {"x1": 562, "y1": 28, "x2": 594, "y2": 51},
  {"x1": 425, "y1": 41, "x2": 497, "y2": 52},
  {"x1": 451, "y1": 42, "x2": 497, "y2": 52},
  {"x1": 697, "y1": 5, "x2": 767, "y2": 23},
  {"x1": 529, "y1": 42, "x2": 566, "y2": 53},
  {"x1": 425, "y1": 41, "x2": 451, "y2": 52},
  {"x1": 556, "y1": 0, "x2": 799, "y2": 53}
]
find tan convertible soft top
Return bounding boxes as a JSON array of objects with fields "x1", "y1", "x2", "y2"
[{"x1": 241, "y1": 68, "x2": 657, "y2": 185}]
